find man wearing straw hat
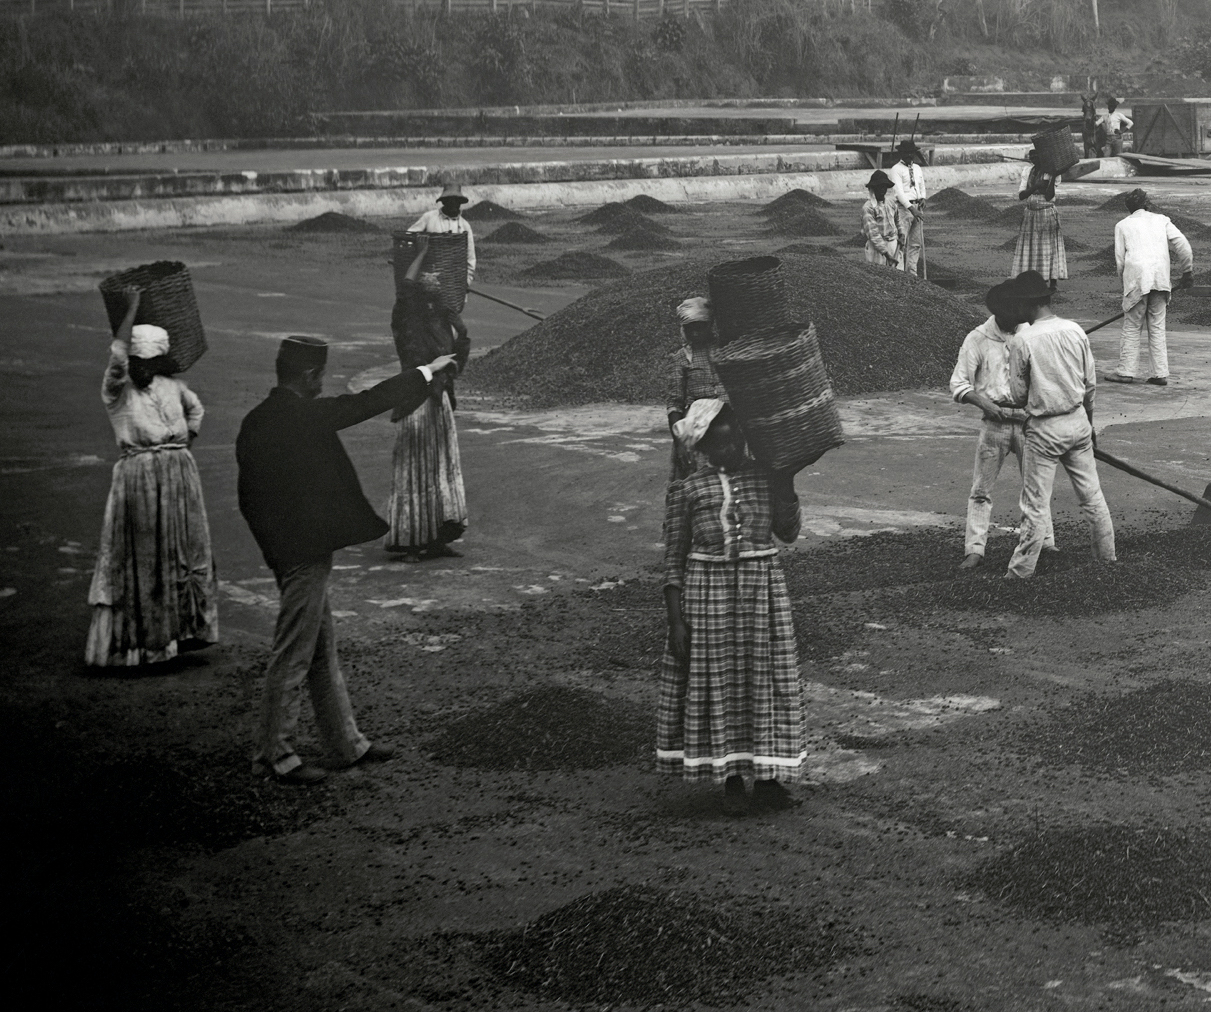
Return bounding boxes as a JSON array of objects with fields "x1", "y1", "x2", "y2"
[
  {"x1": 237, "y1": 336, "x2": 457, "y2": 785},
  {"x1": 887, "y1": 139, "x2": 928, "y2": 276},
  {"x1": 1002, "y1": 271, "x2": 1116, "y2": 580},
  {"x1": 409, "y1": 183, "x2": 476, "y2": 286}
]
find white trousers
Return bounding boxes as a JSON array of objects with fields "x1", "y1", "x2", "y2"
[
  {"x1": 1007, "y1": 409, "x2": 1116, "y2": 578},
  {"x1": 897, "y1": 206, "x2": 924, "y2": 275},
  {"x1": 1116, "y1": 291, "x2": 1169, "y2": 379},
  {"x1": 965, "y1": 418, "x2": 1054, "y2": 557}
]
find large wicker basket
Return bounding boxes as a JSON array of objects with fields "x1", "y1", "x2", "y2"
[
  {"x1": 1031, "y1": 125, "x2": 1081, "y2": 175},
  {"x1": 392, "y1": 231, "x2": 469, "y2": 314},
  {"x1": 98, "y1": 261, "x2": 207, "y2": 372},
  {"x1": 707, "y1": 255, "x2": 792, "y2": 344},
  {"x1": 711, "y1": 323, "x2": 844, "y2": 471}
]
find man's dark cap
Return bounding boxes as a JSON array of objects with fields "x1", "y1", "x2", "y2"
[
  {"x1": 896, "y1": 139, "x2": 921, "y2": 154},
  {"x1": 277, "y1": 335, "x2": 328, "y2": 369},
  {"x1": 867, "y1": 169, "x2": 893, "y2": 189},
  {"x1": 985, "y1": 279, "x2": 1016, "y2": 316},
  {"x1": 1125, "y1": 187, "x2": 1149, "y2": 212},
  {"x1": 1006, "y1": 270, "x2": 1052, "y2": 302}
]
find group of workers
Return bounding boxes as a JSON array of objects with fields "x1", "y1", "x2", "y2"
[{"x1": 85, "y1": 186, "x2": 478, "y2": 785}]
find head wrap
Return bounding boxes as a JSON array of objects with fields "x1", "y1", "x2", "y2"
[
  {"x1": 276, "y1": 335, "x2": 328, "y2": 371},
  {"x1": 676, "y1": 297, "x2": 712, "y2": 326},
  {"x1": 672, "y1": 398, "x2": 726, "y2": 453},
  {"x1": 1125, "y1": 188, "x2": 1148, "y2": 213},
  {"x1": 130, "y1": 324, "x2": 170, "y2": 359}
]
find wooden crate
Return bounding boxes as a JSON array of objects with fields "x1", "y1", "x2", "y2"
[{"x1": 1131, "y1": 100, "x2": 1211, "y2": 158}]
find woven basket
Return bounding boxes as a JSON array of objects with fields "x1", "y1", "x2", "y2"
[
  {"x1": 98, "y1": 261, "x2": 207, "y2": 372},
  {"x1": 707, "y1": 256, "x2": 792, "y2": 344},
  {"x1": 711, "y1": 323, "x2": 844, "y2": 471},
  {"x1": 1031, "y1": 125, "x2": 1081, "y2": 175},
  {"x1": 392, "y1": 231, "x2": 469, "y2": 314}
]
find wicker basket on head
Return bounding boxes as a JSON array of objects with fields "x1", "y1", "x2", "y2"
[
  {"x1": 707, "y1": 255, "x2": 792, "y2": 345},
  {"x1": 392, "y1": 231, "x2": 469, "y2": 314},
  {"x1": 711, "y1": 323, "x2": 844, "y2": 472},
  {"x1": 98, "y1": 261, "x2": 207, "y2": 372},
  {"x1": 1031, "y1": 125, "x2": 1081, "y2": 175}
]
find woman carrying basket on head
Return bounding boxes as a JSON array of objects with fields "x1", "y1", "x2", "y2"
[
  {"x1": 658, "y1": 399, "x2": 806, "y2": 816},
  {"x1": 664, "y1": 297, "x2": 727, "y2": 485},
  {"x1": 1011, "y1": 149, "x2": 1067, "y2": 293},
  {"x1": 86, "y1": 287, "x2": 219, "y2": 667}
]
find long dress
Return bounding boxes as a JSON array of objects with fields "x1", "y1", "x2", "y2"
[
  {"x1": 386, "y1": 280, "x2": 471, "y2": 551},
  {"x1": 861, "y1": 195, "x2": 900, "y2": 267},
  {"x1": 1011, "y1": 165, "x2": 1068, "y2": 282},
  {"x1": 657, "y1": 463, "x2": 806, "y2": 783},
  {"x1": 86, "y1": 341, "x2": 218, "y2": 666},
  {"x1": 665, "y1": 345, "x2": 727, "y2": 483}
]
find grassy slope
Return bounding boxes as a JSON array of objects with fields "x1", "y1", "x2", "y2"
[{"x1": 1, "y1": 0, "x2": 1209, "y2": 144}]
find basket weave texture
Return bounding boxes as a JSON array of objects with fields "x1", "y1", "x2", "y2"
[
  {"x1": 707, "y1": 255, "x2": 792, "y2": 344},
  {"x1": 98, "y1": 261, "x2": 207, "y2": 372},
  {"x1": 1031, "y1": 125, "x2": 1081, "y2": 175},
  {"x1": 393, "y1": 232, "x2": 469, "y2": 314},
  {"x1": 711, "y1": 323, "x2": 844, "y2": 471}
]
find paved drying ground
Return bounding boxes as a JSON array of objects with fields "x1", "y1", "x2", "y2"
[{"x1": 3, "y1": 183, "x2": 1211, "y2": 1011}]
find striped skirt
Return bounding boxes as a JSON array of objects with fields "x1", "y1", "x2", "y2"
[
  {"x1": 86, "y1": 446, "x2": 219, "y2": 667},
  {"x1": 1011, "y1": 196, "x2": 1068, "y2": 281},
  {"x1": 656, "y1": 556, "x2": 806, "y2": 783},
  {"x1": 386, "y1": 390, "x2": 468, "y2": 550}
]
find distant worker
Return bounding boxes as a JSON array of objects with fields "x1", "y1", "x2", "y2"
[
  {"x1": 387, "y1": 234, "x2": 471, "y2": 563},
  {"x1": 409, "y1": 183, "x2": 476, "y2": 286},
  {"x1": 1098, "y1": 98, "x2": 1133, "y2": 156},
  {"x1": 887, "y1": 139, "x2": 928, "y2": 276},
  {"x1": 86, "y1": 286, "x2": 218, "y2": 666},
  {"x1": 665, "y1": 296, "x2": 726, "y2": 484},
  {"x1": 1003, "y1": 271, "x2": 1116, "y2": 580},
  {"x1": 237, "y1": 335, "x2": 457, "y2": 784},
  {"x1": 1011, "y1": 149, "x2": 1067, "y2": 292},
  {"x1": 860, "y1": 170, "x2": 901, "y2": 268},
  {"x1": 950, "y1": 280, "x2": 1055, "y2": 570},
  {"x1": 1105, "y1": 188, "x2": 1194, "y2": 387}
]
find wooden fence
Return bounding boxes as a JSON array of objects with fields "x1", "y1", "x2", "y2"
[{"x1": 0, "y1": 0, "x2": 725, "y2": 17}]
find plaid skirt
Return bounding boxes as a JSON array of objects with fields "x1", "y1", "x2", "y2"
[
  {"x1": 656, "y1": 556, "x2": 806, "y2": 783},
  {"x1": 1011, "y1": 196, "x2": 1068, "y2": 281},
  {"x1": 386, "y1": 390, "x2": 468, "y2": 550}
]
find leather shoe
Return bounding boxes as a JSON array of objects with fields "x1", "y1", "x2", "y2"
[
  {"x1": 1104, "y1": 373, "x2": 1134, "y2": 384},
  {"x1": 356, "y1": 742, "x2": 396, "y2": 764},
  {"x1": 1145, "y1": 376, "x2": 1168, "y2": 386},
  {"x1": 257, "y1": 763, "x2": 327, "y2": 785}
]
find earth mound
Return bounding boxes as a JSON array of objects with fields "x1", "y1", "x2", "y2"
[
  {"x1": 594, "y1": 208, "x2": 671, "y2": 236},
  {"x1": 607, "y1": 228, "x2": 681, "y2": 251},
  {"x1": 624, "y1": 194, "x2": 680, "y2": 214},
  {"x1": 928, "y1": 187, "x2": 998, "y2": 219},
  {"x1": 464, "y1": 252, "x2": 985, "y2": 408},
  {"x1": 286, "y1": 211, "x2": 381, "y2": 234},
  {"x1": 520, "y1": 250, "x2": 630, "y2": 281},
  {"x1": 578, "y1": 202, "x2": 635, "y2": 225},
  {"x1": 768, "y1": 207, "x2": 843, "y2": 237},
  {"x1": 778, "y1": 242, "x2": 839, "y2": 256},
  {"x1": 481, "y1": 221, "x2": 549, "y2": 244},
  {"x1": 1081, "y1": 242, "x2": 1119, "y2": 275},
  {"x1": 991, "y1": 204, "x2": 1025, "y2": 227},
  {"x1": 1166, "y1": 211, "x2": 1211, "y2": 241},
  {"x1": 462, "y1": 200, "x2": 520, "y2": 221},
  {"x1": 759, "y1": 188, "x2": 833, "y2": 216},
  {"x1": 1095, "y1": 191, "x2": 1136, "y2": 213}
]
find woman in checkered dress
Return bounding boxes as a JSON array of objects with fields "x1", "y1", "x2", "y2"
[
  {"x1": 1011, "y1": 151, "x2": 1067, "y2": 290},
  {"x1": 658, "y1": 400, "x2": 806, "y2": 815}
]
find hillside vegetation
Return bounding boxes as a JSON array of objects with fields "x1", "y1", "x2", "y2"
[{"x1": 2, "y1": 0, "x2": 1211, "y2": 143}]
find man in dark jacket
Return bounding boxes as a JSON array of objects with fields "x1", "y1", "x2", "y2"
[{"x1": 237, "y1": 336, "x2": 456, "y2": 784}]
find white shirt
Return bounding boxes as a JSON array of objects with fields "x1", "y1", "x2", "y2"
[
  {"x1": 887, "y1": 159, "x2": 928, "y2": 209},
  {"x1": 1007, "y1": 316, "x2": 1097, "y2": 418},
  {"x1": 1114, "y1": 209, "x2": 1194, "y2": 311},
  {"x1": 408, "y1": 208, "x2": 476, "y2": 281},
  {"x1": 1100, "y1": 110, "x2": 1133, "y2": 134},
  {"x1": 102, "y1": 341, "x2": 203, "y2": 450},
  {"x1": 950, "y1": 316, "x2": 1024, "y2": 416}
]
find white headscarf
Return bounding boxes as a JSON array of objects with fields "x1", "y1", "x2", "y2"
[
  {"x1": 672, "y1": 397, "x2": 725, "y2": 453},
  {"x1": 130, "y1": 324, "x2": 170, "y2": 359},
  {"x1": 676, "y1": 296, "x2": 712, "y2": 326}
]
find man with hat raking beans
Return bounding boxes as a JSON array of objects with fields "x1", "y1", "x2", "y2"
[
  {"x1": 950, "y1": 280, "x2": 1056, "y2": 570},
  {"x1": 1003, "y1": 271, "x2": 1117, "y2": 580},
  {"x1": 237, "y1": 336, "x2": 458, "y2": 785},
  {"x1": 1105, "y1": 187, "x2": 1194, "y2": 388},
  {"x1": 409, "y1": 183, "x2": 476, "y2": 286},
  {"x1": 887, "y1": 139, "x2": 928, "y2": 276}
]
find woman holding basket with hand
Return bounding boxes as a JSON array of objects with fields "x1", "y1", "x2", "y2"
[
  {"x1": 658, "y1": 399, "x2": 806, "y2": 816},
  {"x1": 86, "y1": 286, "x2": 218, "y2": 667}
]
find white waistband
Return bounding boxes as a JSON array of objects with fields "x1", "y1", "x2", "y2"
[{"x1": 688, "y1": 548, "x2": 779, "y2": 562}]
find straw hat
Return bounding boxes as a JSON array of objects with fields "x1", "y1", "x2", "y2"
[{"x1": 438, "y1": 184, "x2": 468, "y2": 205}]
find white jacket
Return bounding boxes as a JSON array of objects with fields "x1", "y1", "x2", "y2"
[{"x1": 1115, "y1": 209, "x2": 1193, "y2": 311}]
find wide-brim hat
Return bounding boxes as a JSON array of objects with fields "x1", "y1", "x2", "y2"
[
  {"x1": 984, "y1": 280, "x2": 1016, "y2": 316},
  {"x1": 867, "y1": 169, "x2": 893, "y2": 189},
  {"x1": 277, "y1": 335, "x2": 328, "y2": 369},
  {"x1": 438, "y1": 183, "x2": 468, "y2": 205},
  {"x1": 896, "y1": 139, "x2": 921, "y2": 155},
  {"x1": 1005, "y1": 270, "x2": 1052, "y2": 302}
]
